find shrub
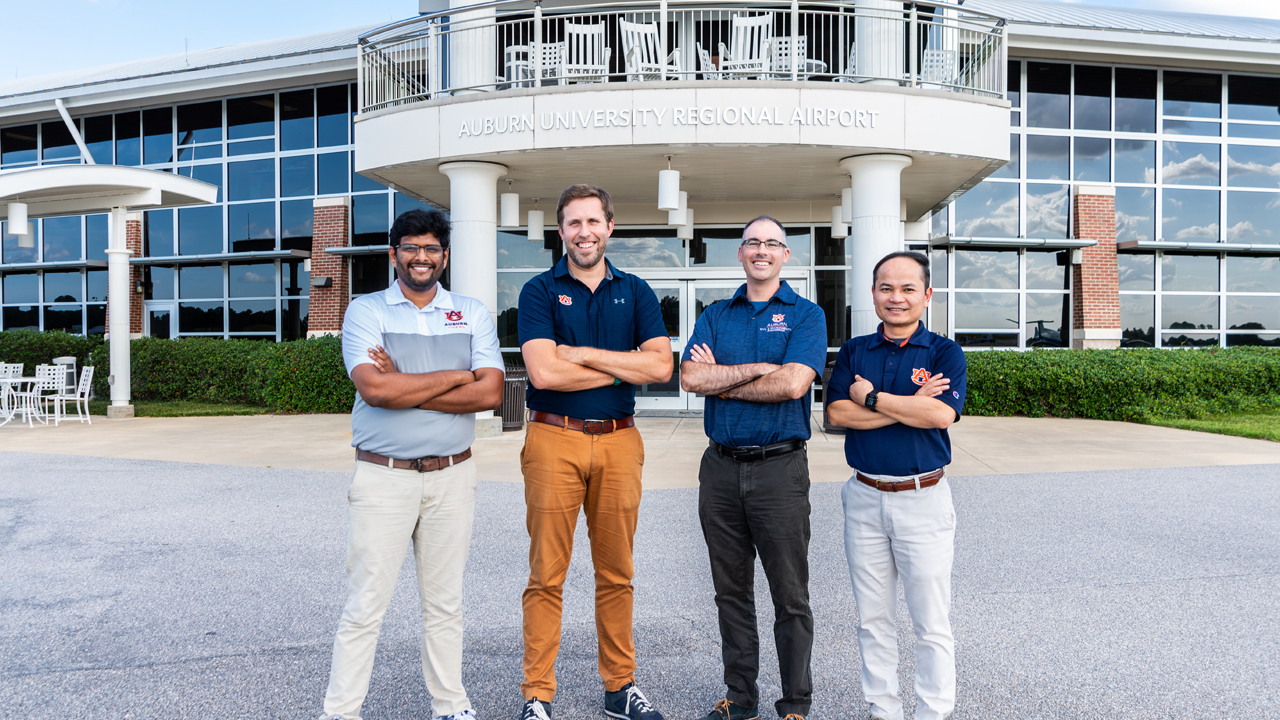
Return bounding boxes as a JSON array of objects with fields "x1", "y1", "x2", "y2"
[
  {"x1": 0, "y1": 330, "x2": 102, "y2": 376},
  {"x1": 261, "y1": 335, "x2": 355, "y2": 413},
  {"x1": 89, "y1": 337, "x2": 273, "y2": 405}
]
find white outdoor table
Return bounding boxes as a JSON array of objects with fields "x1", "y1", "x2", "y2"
[{"x1": 0, "y1": 377, "x2": 43, "y2": 428}]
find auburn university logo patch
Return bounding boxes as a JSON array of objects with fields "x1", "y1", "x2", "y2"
[
  {"x1": 444, "y1": 310, "x2": 463, "y2": 321},
  {"x1": 772, "y1": 314, "x2": 785, "y2": 323},
  {"x1": 911, "y1": 368, "x2": 932, "y2": 386},
  {"x1": 558, "y1": 294, "x2": 573, "y2": 306}
]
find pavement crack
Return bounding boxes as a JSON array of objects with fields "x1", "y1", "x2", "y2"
[{"x1": 1, "y1": 644, "x2": 327, "y2": 679}]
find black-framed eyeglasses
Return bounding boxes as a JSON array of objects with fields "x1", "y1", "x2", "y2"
[
  {"x1": 396, "y1": 243, "x2": 445, "y2": 257},
  {"x1": 741, "y1": 239, "x2": 787, "y2": 251}
]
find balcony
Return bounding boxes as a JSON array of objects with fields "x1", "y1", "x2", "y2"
[{"x1": 358, "y1": 0, "x2": 1007, "y2": 113}]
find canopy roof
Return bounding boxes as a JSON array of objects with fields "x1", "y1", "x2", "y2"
[{"x1": 0, "y1": 164, "x2": 218, "y2": 219}]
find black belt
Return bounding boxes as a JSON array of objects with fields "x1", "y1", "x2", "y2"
[{"x1": 712, "y1": 439, "x2": 805, "y2": 463}]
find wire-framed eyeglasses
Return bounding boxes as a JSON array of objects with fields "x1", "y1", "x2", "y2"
[
  {"x1": 396, "y1": 243, "x2": 445, "y2": 257},
  {"x1": 741, "y1": 239, "x2": 787, "y2": 251}
]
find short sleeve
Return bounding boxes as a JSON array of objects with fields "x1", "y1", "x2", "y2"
[
  {"x1": 782, "y1": 303, "x2": 827, "y2": 376},
  {"x1": 632, "y1": 278, "x2": 668, "y2": 347},
  {"x1": 517, "y1": 274, "x2": 555, "y2": 345},
  {"x1": 681, "y1": 305, "x2": 715, "y2": 363},
  {"x1": 341, "y1": 297, "x2": 382, "y2": 377},
  {"x1": 825, "y1": 339, "x2": 857, "y2": 406},
  {"x1": 930, "y1": 339, "x2": 968, "y2": 418},
  {"x1": 468, "y1": 301, "x2": 505, "y2": 372}
]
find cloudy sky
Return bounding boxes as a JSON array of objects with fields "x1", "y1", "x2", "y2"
[{"x1": 0, "y1": 0, "x2": 1276, "y2": 82}]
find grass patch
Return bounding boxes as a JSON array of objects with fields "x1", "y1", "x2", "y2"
[
  {"x1": 88, "y1": 399, "x2": 272, "y2": 418},
  {"x1": 1144, "y1": 410, "x2": 1280, "y2": 443}
]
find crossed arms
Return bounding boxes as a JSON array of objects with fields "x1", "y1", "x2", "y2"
[
  {"x1": 350, "y1": 346, "x2": 503, "y2": 413},
  {"x1": 826, "y1": 372, "x2": 956, "y2": 431},
  {"x1": 680, "y1": 344, "x2": 816, "y2": 403},
  {"x1": 521, "y1": 336, "x2": 673, "y2": 392}
]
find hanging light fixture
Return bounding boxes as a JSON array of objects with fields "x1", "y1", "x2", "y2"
[
  {"x1": 668, "y1": 191, "x2": 688, "y2": 226},
  {"x1": 831, "y1": 205, "x2": 848, "y2": 239},
  {"x1": 841, "y1": 185, "x2": 853, "y2": 224},
  {"x1": 658, "y1": 155, "x2": 680, "y2": 212},
  {"x1": 7, "y1": 202, "x2": 27, "y2": 230},
  {"x1": 500, "y1": 180, "x2": 520, "y2": 228},
  {"x1": 676, "y1": 207, "x2": 695, "y2": 241},
  {"x1": 527, "y1": 198, "x2": 544, "y2": 242},
  {"x1": 16, "y1": 222, "x2": 34, "y2": 248}
]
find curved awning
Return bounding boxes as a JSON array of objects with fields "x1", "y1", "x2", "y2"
[{"x1": 0, "y1": 164, "x2": 219, "y2": 219}]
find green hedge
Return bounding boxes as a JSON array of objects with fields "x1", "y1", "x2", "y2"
[{"x1": 0, "y1": 330, "x2": 102, "y2": 375}]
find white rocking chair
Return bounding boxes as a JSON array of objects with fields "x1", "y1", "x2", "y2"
[
  {"x1": 717, "y1": 13, "x2": 774, "y2": 79},
  {"x1": 619, "y1": 19, "x2": 680, "y2": 82},
  {"x1": 555, "y1": 22, "x2": 612, "y2": 84}
]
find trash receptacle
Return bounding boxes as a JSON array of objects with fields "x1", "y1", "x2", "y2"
[
  {"x1": 820, "y1": 360, "x2": 845, "y2": 435},
  {"x1": 51, "y1": 356, "x2": 77, "y2": 395},
  {"x1": 502, "y1": 365, "x2": 528, "y2": 431}
]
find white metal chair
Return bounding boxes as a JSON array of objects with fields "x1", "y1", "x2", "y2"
[
  {"x1": 44, "y1": 365, "x2": 94, "y2": 426},
  {"x1": 0, "y1": 363, "x2": 21, "y2": 378},
  {"x1": 619, "y1": 19, "x2": 680, "y2": 82},
  {"x1": 500, "y1": 42, "x2": 565, "y2": 88},
  {"x1": 555, "y1": 22, "x2": 611, "y2": 84},
  {"x1": 770, "y1": 36, "x2": 828, "y2": 79},
  {"x1": 718, "y1": 13, "x2": 774, "y2": 79},
  {"x1": 696, "y1": 43, "x2": 725, "y2": 80},
  {"x1": 11, "y1": 364, "x2": 61, "y2": 428},
  {"x1": 920, "y1": 48, "x2": 958, "y2": 85}
]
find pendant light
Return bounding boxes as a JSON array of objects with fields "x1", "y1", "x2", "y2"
[
  {"x1": 527, "y1": 198, "x2": 544, "y2": 242},
  {"x1": 658, "y1": 155, "x2": 680, "y2": 212},
  {"x1": 668, "y1": 191, "x2": 688, "y2": 226},
  {"x1": 500, "y1": 181, "x2": 519, "y2": 228}
]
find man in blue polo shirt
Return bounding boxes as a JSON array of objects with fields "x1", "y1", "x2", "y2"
[
  {"x1": 516, "y1": 185, "x2": 673, "y2": 720},
  {"x1": 680, "y1": 216, "x2": 827, "y2": 720},
  {"x1": 825, "y1": 251, "x2": 967, "y2": 720}
]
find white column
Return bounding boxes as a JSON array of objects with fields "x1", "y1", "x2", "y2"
[
  {"x1": 449, "y1": 0, "x2": 497, "y2": 94},
  {"x1": 841, "y1": 154, "x2": 912, "y2": 338},
  {"x1": 855, "y1": 0, "x2": 904, "y2": 85},
  {"x1": 105, "y1": 206, "x2": 134, "y2": 417}
]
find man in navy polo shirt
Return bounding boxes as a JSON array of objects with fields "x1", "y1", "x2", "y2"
[
  {"x1": 516, "y1": 184, "x2": 673, "y2": 720},
  {"x1": 825, "y1": 251, "x2": 967, "y2": 720},
  {"x1": 680, "y1": 216, "x2": 827, "y2": 720}
]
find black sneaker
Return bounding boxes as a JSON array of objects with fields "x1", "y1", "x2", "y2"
[
  {"x1": 521, "y1": 698, "x2": 552, "y2": 720},
  {"x1": 603, "y1": 683, "x2": 664, "y2": 720},
  {"x1": 700, "y1": 699, "x2": 758, "y2": 720}
]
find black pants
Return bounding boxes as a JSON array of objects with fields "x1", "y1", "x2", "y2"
[{"x1": 698, "y1": 444, "x2": 814, "y2": 717}]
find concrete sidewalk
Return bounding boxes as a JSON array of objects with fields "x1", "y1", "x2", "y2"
[{"x1": 1, "y1": 411, "x2": 1277, "y2": 486}]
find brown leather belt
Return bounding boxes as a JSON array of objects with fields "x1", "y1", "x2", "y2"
[
  {"x1": 357, "y1": 447, "x2": 472, "y2": 473},
  {"x1": 856, "y1": 468, "x2": 945, "y2": 493},
  {"x1": 528, "y1": 410, "x2": 635, "y2": 435}
]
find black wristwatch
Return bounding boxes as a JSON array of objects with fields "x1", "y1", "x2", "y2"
[{"x1": 864, "y1": 389, "x2": 880, "y2": 412}]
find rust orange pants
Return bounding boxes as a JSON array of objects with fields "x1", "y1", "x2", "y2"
[{"x1": 519, "y1": 421, "x2": 644, "y2": 701}]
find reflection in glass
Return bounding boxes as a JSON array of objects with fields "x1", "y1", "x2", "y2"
[
  {"x1": 1227, "y1": 254, "x2": 1280, "y2": 292},
  {"x1": 281, "y1": 200, "x2": 314, "y2": 252},
  {"x1": 115, "y1": 112, "x2": 140, "y2": 166},
  {"x1": 2, "y1": 220, "x2": 36, "y2": 264},
  {"x1": 1074, "y1": 137, "x2": 1110, "y2": 182},
  {"x1": 229, "y1": 159, "x2": 275, "y2": 201},
  {"x1": 497, "y1": 270, "x2": 540, "y2": 346},
  {"x1": 990, "y1": 134, "x2": 1019, "y2": 179},
  {"x1": 813, "y1": 227, "x2": 848, "y2": 265},
  {"x1": 180, "y1": 264, "x2": 223, "y2": 299},
  {"x1": 1227, "y1": 333, "x2": 1280, "y2": 347},
  {"x1": 956, "y1": 249, "x2": 1017, "y2": 289},
  {"x1": 228, "y1": 95, "x2": 274, "y2": 139},
  {"x1": 142, "y1": 107, "x2": 173, "y2": 164},
  {"x1": 1025, "y1": 250, "x2": 1068, "y2": 289},
  {"x1": 317, "y1": 85, "x2": 349, "y2": 147},
  {"x1": 1026, "y1": 135, "x2": 1069, "y2": 180},
  {"x1": 229, "y1": 203, "x2": 275, "y2": 252},
  {"x1": 2, "y1": 306, "x2": 38, "y2": 330},
  {"x1": 1162, "y1": 142, "x2": 1219, "y2": 186},
  {"x1": 353, "y1": 194, "x2": 389, "y2": 246},
  {"x1": 636, "y1": 352, "x2": 681, "y2": 398},
  {"x1": 695, "y1": 286, "x2": 736, "y2": 323},
  {"x1": 1227, "y1": 192, "x2": 1280, "y2": 243},
  {"x1": 353, "y1": 157, "x2": 386, "y2": 192},
  {"x1": 317, "y1": 152, "x2": 348, "y2": 195},
  {"x1": 1227, "y1": 145, "x2": 1280, "y2": 188},
  {"x1": 42, "y1": 216, "x2": 81, "y2": 262},
  {"x1": 0, "y1": 124, "x2": 36, "y2": 166},
  {"x1": 394, "y1": 192, "x2": 433, "y2": 217},
  {"x1": 84, "y1": 116, "x2": 113, "y2": 165},
  {"x1": 179, "y1": 302, "x2": 224, "y2": 333},
  {"x1": 1117, "y1": 253, "x2": 1155, "y2": 290},
  {"x1": 351, "y1": 254, "x2": 391, "y2": 295},
  {"x1": 692, "y1": 228, "x2": 809, "y2": 267},
  {"x1": 1162, "y1": 294, "x2": 1218, "y2": 329},
  {"x1": 229, "y1": 300, "x2": 276, "y2": 332},
  {"x1": 956, "y1": 291, "x2": 1017, "y2": 328},
  {"x1": 2, "y1": 272, "x2": 37, "y2": 303},
  {"x1": 1227, "y1": 295, "x2": 1279, "y2": 331},
  {"x1": 1164, "y1": 71, "x2": 1221, "y2": 118},
  {"x1": 1161, "y1": 189, "x2": 1219, "y2": 243},
  {"x1": 178, "y1": 163, "x2": 222, "y2": 202},
  {"x1": 1116, "y1": 68, "x2": 1156, "y2": 133},
  {"x1": 282, "y1": 297, "x2": 308, "y2": 341},
  {"x1": 280, "y1": 89, "x2": 315, "y2": 151},
  {"x1": 929, "y1": 292, "x2": 948, "y2": 337},
  {"x1": 954, "y1": 181, "x2": 1018, "y2": 238},
  {"x1": 86, "y1": 214, "x2": 108, "y2": 260},
  {"x1": 87, "y1": 270, "x2": 107, "y2": 302},
  {"x1": 956, "y1": 332, "x2": 1017, "y2": 348},
  {"x1": 179, "y1": 206, "x2": 223, "y2": 255},
  {"x1": 229, "y1": 139, "x2": 273, "y2": 156},
  {"x1": 1228, "y1": 75, "x2": 1280, "y2": 122},
  {"x1": 1008, "y1": 59, "x2": 1020, "y2": 108},
  {"x1": 605, "y1": 230, "x2": 683, "y2": 267},
  {"x1": 1163, "y1": 333, "x2": 1219, "y2": 348},
  {"x1": 1228, "y1": 123, "x2": 1280, "y2": 140},
  {"x1": 1026, "y1": 184, "x2": 1069, "y2": 239},
  {"x1": 1025, "y1": 293, "x2": 1068, "y2": 347},
  {"x1": 1163, "y1": 120, "x2": 1219, "y2": 137},
  {"x1": 147, "y1": 266, "x2": 174, "y2": 300},
  {"x1": 229, "y1": 263, "x2": 275, "y2": 298},
  {"x1": 498, "y1": 230, "x2": 555, "y2": 268},
  {"x1": 1116, "y1": 187, "x2": 1155, "y2": 244},
  {"x1": 44, "y1": 271, "x2": 81, "y2": 303},
  {"x1": 931, "y1": 209, "x2": 947, "y2": 238},
  {"x1": 1161, "y1": 253, "x2": 1218, "y2": 292},
  {"x1": 149, "y1": 310, "x2": 172, "y2": 339},
  {"x1": 86, "y1": 304, "x2": 106, "y2": 335},
  {"x1": 1115, "y1": 139, "x2": 1155, "y2": 184},
  {"x1": 42, "y1": 121, "x2": 78, "y2": 162},
  {"x1": 280, "y1": 155, "x2": 315, "y2": 197},
  {"x1": 177, "y1": 101, "x2": 222, "y2": 145},
  {"x1": 1026, "y1": 61, "x2": 1069, "y2": 129},
  {"x1": 281, "y1": 259, "x2": 309, "y2": 297},
  {"x1": 1120, "y1": 294, "x2": 1155, "y2": 346},
  {"x1": 931, "y1": 248, "x2": 948, "y2": 288},
  {"x1": 145, "y1": 210, "x2": 174, "y2": 257},
  {"x1": 1074, "y1": 65, "x2": 1111, "y2": 131},
  {"x1": 816, "y1": 269, "x2": 850, "y2": 346},
  {"x1": 43, "y1": 306, "x2": 82, "y2": 334}
]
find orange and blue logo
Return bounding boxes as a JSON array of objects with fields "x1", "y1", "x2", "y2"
[
  {"x1": 911, "y1": 368, "x2": 932, "y2": 386},
  {"x1": 445, "y1": 310, "x2": 463, "y2": 322},
  {"x1": 558, "y1": 294, "x2": 572, "y2": 306},
  {"x1": 772, "y1": 314, "x2": 785, "y2": 323}
]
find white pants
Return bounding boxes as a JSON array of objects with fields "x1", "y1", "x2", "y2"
[
  {"x1": 322, "y1": 458, "x2": 478, "y2": 720},
  {"x1": 841, "y1": 473, "x2": 956, "y2": 720}
]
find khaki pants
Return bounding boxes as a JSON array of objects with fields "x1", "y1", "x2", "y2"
[
  {"x1": 519, "y1": 421, "x2": 645, "y2": 701},
  {"x1": 323, "y1": 458, "x2": 478, "y2": 720}
]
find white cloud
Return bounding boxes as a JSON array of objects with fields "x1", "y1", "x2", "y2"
[
  {"x1": 1161, "y1": 154, "x2": 1220, "y2": 185},
  {"x1": 1172, "y1": 223, "x2": 1219, "y2": 240}
]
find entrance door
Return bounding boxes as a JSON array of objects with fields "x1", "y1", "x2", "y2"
[{"x1": 145, "y1": 301, "x2": 175, "y2": 339}]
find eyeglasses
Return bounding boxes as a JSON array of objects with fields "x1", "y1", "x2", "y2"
[
  {"x1": 742, "y1": 239, "x2": 787, "y2": 251},
  {"x1": 396, "y1": 243, "x2": 445, "y2": 257}
]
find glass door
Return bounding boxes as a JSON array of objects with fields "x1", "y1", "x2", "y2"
[
  {"x1": 634, "y1": 281, "x2": 685, "y2": 410},
  {"x1": 145, "y1": 300, "x2": 175, "y2": 339}
]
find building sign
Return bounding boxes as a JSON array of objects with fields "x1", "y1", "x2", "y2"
[{"x1": 457, "y1": 105, "x2": 882, "y2": 137}]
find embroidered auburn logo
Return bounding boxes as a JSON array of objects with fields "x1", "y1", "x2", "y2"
[
  {"x1": 444, "y1": 310, "x2": 463, "y2": 321},
  {"x1": 772, "y1": 314, "x2": 785, "y2": 323},
  {"x1": 558, "y1": 294, "x2": 573, "y2": 306},
  {"x1": 911, "y1": 368, "x2": 932, "y2": 386}
]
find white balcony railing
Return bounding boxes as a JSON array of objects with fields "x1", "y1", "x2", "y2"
[{"x1": 358, "y1": 0, "x2": 1006, "y2": 113}]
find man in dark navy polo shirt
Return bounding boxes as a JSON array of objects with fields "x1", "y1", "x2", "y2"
[
  {"x1": 516, "y1": 185, "x2": 672, "y2": 720},
  {"x1": 825, "y1": 251, "x2": 967, "y2": 720},
  {"x1": 680, "y1": 216, "x2": 827, "y2": 720}
]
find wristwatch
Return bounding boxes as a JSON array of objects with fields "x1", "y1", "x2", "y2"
[{"x1": 864, "y1": 389, "x2": 880, "y2": 412}]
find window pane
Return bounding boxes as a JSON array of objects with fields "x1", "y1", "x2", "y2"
[
  {"x1": 86, "y1": 304, "x2": 106, "y2": 335},
  {"x1": 955, "y1": 291, "x2": 1018, "y2": 329},
  {"x1": 145, "y1": 209, "x2": 174, "y2": 257},
  {"x1": 931, "y1": 248, "x2": 948, "y2": 288},
  {"x1": 178, "y1": 163, "x2": 223, "y2": 202},
  {"x1": 1227, "y1": 296, "x2": 1280, "y2": 332},
  {"x1": 1115, "y1": 139, "x2": 1155, "y2": 184},
  {"x1": 1163, "y1": 333, "x2": 1219, "y2": 348},
  {"x1": 3, "y1": 272, "x2": 37, "y2": 303},
  {"x1": 43, "y1": 306, "x2": 82, "y2": 333},
  {"x1": 1162, "y1": 142, "x2": 1220, "y2": 186},
  {"x1": 281, "y1": 200, "x2": 315, "y2": 252},
  {"x1": 815, "y1": 269, "x2": 851, "y2": 347},
  {"x1": 1227, "y1": 333, "x2": 1280, "y2": 347},
  {"x1": 179, "y1": 206, "x2": 223, "y2": 255},
  {"x1": 956, "y1": 249, "x2": 1017, "y2": 289},
  {"x1": 353, "y1": 156, "x2": 386, "y2": 192},
  {"x1": 1, "y1": 124, "x2": 37, "y2": 165},
  {"x1": 1161, "y1": 188, "x2": 1219, "y2": 243},
  {"x1": 43, "y1": 271, "x2": 81, "y2": 303},
  {"x1": 1228, "y1": 123, "x2": 1280, "y2": 140},
  {"x1": 42, "y1": 121, "x2": 79, "y2": 162},
  {"x1": 2, "y1": 305, "x2": 38, "y2": 330},
  {"x1": 990, "y1": 134, "x2": 1019, "y2": 179},
  {"x1": 317, "y1": 85, "x2": 349, "y2": 147},
  {"x1": 813, "y1": 228, "x2": 848, "y2": 266},
  {"x1": 1074, "y1": 137, "x2": 1110, "y2": 182},
  {"x1": 956, "y1": 332, "x2": 1018, "y2": 348},
  {"x1": 1227, "y1": 254, "x2": 1280, "y2": 292},
  {"x1": 115, "y1": 112, "x2": 141, "y2": 166},
  {"x1": 1227, "y1": 191, "x2": 1280, "y2": 243},
  {"x1": 147, "y1": 266, "x2": 175, "y2": 300},
  {"x1": 1228, "y1": 75, "x2": 1280, "y2": 122},
  {"x1": 317, "y1": 151, "x2": 349, "y2": 195},
  {"x1": 497, "y1": 230, "x2": 553, "y2": 268},
  {"x1": 84, "y1": 115, "x2": 113, "y2": 165},
  {"x1": 1026, "y1": 184, "x2": 1069, "y2": 239},
  {"x1": 1007, "y1": 60, "x2": 1020, "y2": 109},
  {"x1": 1161, "y1": 253, "x2": 1219, "y2": 292},
  {"x1": 177, "y1": 101, "x2": 222, "y2": 145},
  {"x1": 229, "y1": 300, "x2": 276, "y2": 332},
  {"x1": 87, "y1": 270, "x2": 107, "y2": 302},
  {"x1": 694, "y1": 228, "x2": 806, "y2": 267},
  {"x1": 1163, "y1": 293, "x2": 1219, "y2": 329},
  {"x1": 1118, "y1": 253, "x2": 1154, "y2": 290},
  {"x1": 281, "y1": 259, "x2": 309, "y2": 297},
  {"x1": 1026, "y1": 135, "x2": 1069, "y2": 180},
  {"x1": 1026, "y1": 250, "x2": 1068, "y2": 290},
  {"x1": 954, "y1": 182, "x2": 1018, "y2": 238},
  {"x1": 1163, "y1": 120, "x2": 1219, "y2": 137},
  {"x1": 607, "y1": 229, "x2": 683, "y2": 267},
  {"x1": 1116, "y1": 187, "x2": 1155, "y2": 244},
  {"x1": 1164, "y1": 71, "x2": 1221, "y2": 119},
  {"x1": 229, "y1": 202, "x2": 275, "y2": 252},
  {"x1": 1074, "y1": 65, "x2": 1111, "y2": 131},
  {"x1": 282, "y1": 298, "x2": 308, "y2": 340},
  {"x1": 1227, "y1": 145, "x2": 1280, "y2": 188},
  {"x1": 42, "y1": 216, "x2": 81, "y2": 262},
  {"x1": 497, "y1": 270, "x2": 540, "y2": 346},
  {"x1": 929, "y1": 292, "x2": 948, "y2": 337},
  {"x1": 229, "y1": 139, "x2": 273, "y2": 156},
  {"x1": 351, "y1": 254, "x2": 391, "y2": 295},
  {"x1": 1025, "y1": 293, "x2": 1068, "y2": 347},
  {"x1": 1115, "y1": 68, "x2": 1156, "y2": 133},
  {"x1": 279, "y1": 89, "x2": 315, "y2": 151},
  {"x1": 178, "y1": 302, "x2": 224, "y2": 333},
  {"x1": 353, "y1": 194, "x2": 389, "y2": 246},
  {"x1": 1121, "y1": 294, "x2": 1155, "y2": 346},
  {"x1": 229, "y1": 159, "x2": 275, "y2": 201},
  {"x1": 229, "y1": 262, "x2": 275, "y2": 298},
  {"x1": 142, "y1": 107, "x2": 173, "y2": 164},
  {"x1": 394, "y1": 192, "x2": 432, "y2": 217},
  {"x1": 179, "y1": 264, "x2": 223, "y2": 299},
  {"x1": 280, "y1": 155, "x2": 314, "y2": 197},
  {"x1": 3, "y1": 221, "x2": 37, "y2": 263},
  {"x1": 86, "y1": 214, "x2": 108, "y2": 261},
  {"x1": 1026, "y1": 61, "x2": 1069, "y2": 129},
  {"x1": 227, "y1": 94, "x2": 274, "y2": 140}
]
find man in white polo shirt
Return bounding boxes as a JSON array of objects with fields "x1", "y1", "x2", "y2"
[{"x1": 320, "y1": 208, "x2": 505, "y2": 720}]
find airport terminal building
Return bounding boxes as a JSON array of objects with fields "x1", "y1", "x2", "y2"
[{"x1": 0, "y1": 0, "x2": 1277, "y2": 412}]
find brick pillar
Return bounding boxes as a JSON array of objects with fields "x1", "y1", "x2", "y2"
[
  {"x1": 127, "y1": 213, "x2": 143, "y2": 337},
  {"x1": 308, "y1": 196, "x2": 351, "y2": 337},
  {"x1": 1071, "y1": 185, "x2": 1121, "y2": 349}
]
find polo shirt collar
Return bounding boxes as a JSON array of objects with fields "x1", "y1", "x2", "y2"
[
  {"x1": 553, "y1": 255, "x2": 615, "y2": 283},
  {"x1": 383, "y1": 280, "x2": 455, "y2": 311},
  {"x1": 875, "y1": 321, "x2": 932, "y2": 348},
  {"x1": 730, "y1": 279, "x2": 799, "y2": 306}
]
